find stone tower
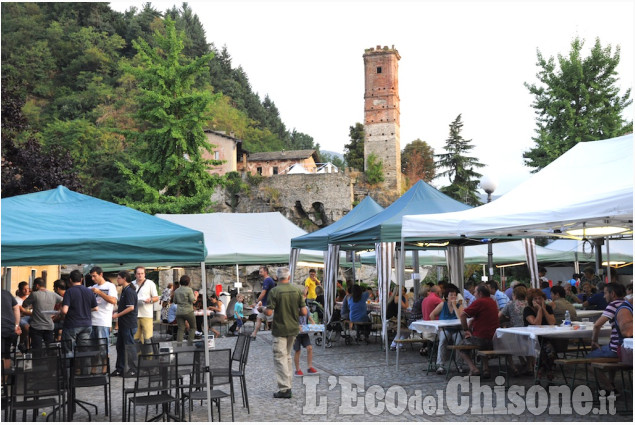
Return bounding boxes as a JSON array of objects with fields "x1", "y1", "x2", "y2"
[{"x1": 363, "y1": 45, "x2": 401, "y2": 191}]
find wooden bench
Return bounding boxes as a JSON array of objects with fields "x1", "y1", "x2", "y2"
[
  {"x1": 393, "y1": 337, "x2": 427, "y2": 351},
  {"x1": 554, "y1": 357, "x2": 619, "y2": 389}
]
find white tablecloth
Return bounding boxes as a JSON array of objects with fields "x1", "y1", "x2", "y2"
[
  {"x1": 575, "y1": 310, "x2": 603, "y2": 319},
  {"x1": 493, "y1": 325, "x2": 611, "y2": 357},
  {"x1": 408, "y1": 319, "x2": 462, "y2": 335}
]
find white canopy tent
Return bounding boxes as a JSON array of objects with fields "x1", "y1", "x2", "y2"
[
  {"x1": 402, "y1": 135, "x2": 633, "y2": 241},
  {"x1": 157, "y1": 212, "x2": 325, "y2": 288},
  {"x1": 395, "y1": 135, "x2": 633, "y2": 369}
]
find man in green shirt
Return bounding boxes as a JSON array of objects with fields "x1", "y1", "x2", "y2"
[{"x1": 266, "y1": 267, "x2": 306, "y2": 399}]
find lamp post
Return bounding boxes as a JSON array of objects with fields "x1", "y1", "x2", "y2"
[{"x1": 480, "y1": 175, "x2": 498, "y2": 280}]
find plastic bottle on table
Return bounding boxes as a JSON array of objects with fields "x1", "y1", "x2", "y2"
[{"x1": 564, "y1": 310, "x2": 571, "y2": 326}]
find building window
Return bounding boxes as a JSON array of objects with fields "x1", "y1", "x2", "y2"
[
  {"x1": 257, "y1": 167, "x2": 263, "y2": 175},
  {"x1": 376, "y1": 66, "x2": 382, "y2": 73},
  {"x1": 273, "y1": 167, "x2": 278, "y2": 175},
  {"x1": 214, "y1": 151, "x2": 220, "y2": 160}
]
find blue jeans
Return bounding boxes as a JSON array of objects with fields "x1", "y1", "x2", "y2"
[
  {"x1": 115, "y1": 327, "x2": 137, "y2": 373},
  {"x1": 587, "y1": 344, "x2": 618, "y2": 358},
  {"x1": 91, "y1": 326, "x2": 111, "y2": 340},
  {"x1": 62, "y1": 326, "x2": 92, "y2": 356}
]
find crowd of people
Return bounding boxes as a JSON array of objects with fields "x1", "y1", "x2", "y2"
[{"x1": 410, "y1": 270, "x2": 633, "y2": 386}]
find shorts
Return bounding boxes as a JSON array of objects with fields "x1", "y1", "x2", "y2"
[
  {"x1": 257, "y1": 309, "x2": 274, "y2": 322},
  {"x1": 20, "y1": 316, "x2": 30, "y2": 326},
  {"x1": 134, "y1": 317, "x2": 154, "y2": 341},
  {"x1": 460, "y1": 336, "x2": 493, "y2": 350},
  {"x1": 2, "y1": 335, "x2": 16, "y2": 359},
  {"x1": 293, "y1": 333, "x2": 312, "y2": 351}
]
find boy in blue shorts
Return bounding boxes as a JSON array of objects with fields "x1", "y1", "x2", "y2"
[{"x1": 294, "y1": 302, "x2": 317, "y2": 376}]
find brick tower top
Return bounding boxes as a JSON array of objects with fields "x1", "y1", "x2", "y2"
[{"x1": 363, "y1": 45, "x2": 400, "y2": 126}]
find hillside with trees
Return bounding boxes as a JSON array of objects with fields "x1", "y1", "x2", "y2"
[{"x1": 1, "y1": 2, "x2": 319, "y2": 208}]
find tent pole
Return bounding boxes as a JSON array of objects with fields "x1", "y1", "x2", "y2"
[
  {"x1": 201, "y1": 262, "x2": 212, "y2": 422},
  {"x1": 413, "y1": 250, "x2": 420, "y2": 300},
  {"x1": 236, "y1": 264, "x2": 240, "y2": 294},
  {"x1": 606, "y1": 237, "x2": 611, "y2": 282}
]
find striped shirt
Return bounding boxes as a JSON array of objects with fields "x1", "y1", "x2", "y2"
[{"x1": 602, "y1": 299, "x2": 626, "y2": 352}]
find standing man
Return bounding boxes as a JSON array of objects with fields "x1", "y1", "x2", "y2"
[
  {"x1": 251, "y1": 266, "x2": 276, "y2": 340},
  {"x1": 23, "y1": 278, "x2": 62, "y2": 350},
  {"x1": 132, "y1": 266, "x2": 158, "y2": 344},
  {"x1": 2, "y1": 289, "x2": 21, "y2": 370},
  {"x1": 265, "y1": 267, "x2": 306, "y2": 399},
  {"x1": 62, "y1": 270, "x2": 98, "y2": 354},
  {"x1": 89, "y1": 266, "x2": 118, "y2": 341},
  {"x1": 304, "y1": 269, "x2": 321, "y2": 301},
  {"x1": 112, "y1": 270, "x2": 138, "y2": 377}
]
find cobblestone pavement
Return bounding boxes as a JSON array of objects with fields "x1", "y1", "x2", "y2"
[{"x1": 16, "y1": 329, "x2": 633, "y2": 422}]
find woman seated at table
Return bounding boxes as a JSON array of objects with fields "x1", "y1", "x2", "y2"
[
  {"x1": 499, "y1": 284, "x2": 529, "y2": 375},
  {"x1": 207, "y1": 292, "x2": 225, "y2": 338},
  {"x1": 429, "y1": 284, "x2": 464, "y2": 374},
  {"x1": 388, "y1": 288, "x2": 409, "y2": 350},
  {"x1": 523, "y1": 288, "x2": 557, "y2": 379},
  {"x1": 347, "y1": 284, "x2": 371, "y2": 340}
]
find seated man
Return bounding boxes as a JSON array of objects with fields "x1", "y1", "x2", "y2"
[
  {"x1": 458, "y1": 285, "x2": 499, "y2": 377},
  {"x1": 550, "y1": 285, "x2": 578, "y2": 324},
  {"x1": 584, "y1": 285, "x2": 608, "y2": 311},
  {"x1": 589, "y1": 283, "x2": 629, "y2": 359},
  {"x1": 487, "y1": 280, "x2": 509, "y2": 310},
  {"x1": 588, "y1": 283, "x2": 632, "y2": 394}
]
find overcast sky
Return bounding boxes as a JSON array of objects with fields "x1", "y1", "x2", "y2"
[{"x1": 111, "y1": 0, "x2": 633, "y2": 194}]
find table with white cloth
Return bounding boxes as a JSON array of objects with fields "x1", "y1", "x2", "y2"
[
  {"x1": 335, "y1": 301, "x2": 381, "y2": 313},
  {"x1": 494, "y1": 324, "x2": 612, "y2": 383},
  {"x1": 409, "y1": 320, "x2": 464, "y2": 373},
  {"x1": 493, "y1": 324, "x2": 611, "y2": 358},
  {"x1": 574, "y1": 309, "x2": 603, "y2": 320}
]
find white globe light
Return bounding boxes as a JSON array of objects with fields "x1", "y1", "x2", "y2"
[{"x1": 480, "y1": 175, "x2": 498, "y2": 194}]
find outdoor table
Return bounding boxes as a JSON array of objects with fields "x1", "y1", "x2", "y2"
[
  {"x1": 194, "y1": 309, "x2": 214, "y2": 316},
  {"x1": 494, "y1": 324, "x2": 611, "y2": 357},
  {"x1": 409, "y1": 319, "x2": 463, "y2": 373},
  {"x1": 493, "y1": 324, "x2": 612, "y2": 382},
  {"x1": 575, "y1": 309, "x2": 603, "y2": 320}
]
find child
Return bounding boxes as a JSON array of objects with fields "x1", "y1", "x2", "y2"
[
  {"x1": 229, "y1": 294, "x2": 245, "y2": 336},
  {"x1": 294, "y1": 302, "x2": 318, "y2": 376}
]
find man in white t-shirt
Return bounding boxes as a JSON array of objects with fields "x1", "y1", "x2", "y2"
[
  {"x1": 89, "y1": 266, "x2": 118, "y2": 341},
  {"x1": 132, "y1": 266, "x2": 159, "y2": 343}
]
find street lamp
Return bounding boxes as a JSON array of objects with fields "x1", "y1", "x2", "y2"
[{"x1": 480, "y1": 175, "x2": 498, "y2": 280}]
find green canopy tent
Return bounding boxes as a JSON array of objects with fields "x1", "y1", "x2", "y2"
[
  {"x1": 1, "y1": 186, "x2": 206, "y2": 267},
  {"x1": 326, "y1": 181, "x2": 472, "y2": 360},
  {"x1": 1, "y1": 186, "x2": 217, "y2": 420}
]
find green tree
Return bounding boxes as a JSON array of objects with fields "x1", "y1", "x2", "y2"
[
  {"x1": 344, "y1": 122, "x2": 364, "y2": 170},
  {"x1": 117, "y1": 18, "x2": 222, "y2": 214},
  {"x1": 401, "y1": 139, "x2": 435, "y2": 186},
  {"x1": 524, "y1": 37, "x2": 633, "y2": 171},
  {"x1": 435, "y1": 114, "x2": 483, "y2": 206},
  {"x1": 365, "y1": 153, "x2": 384, "y2": 185}
]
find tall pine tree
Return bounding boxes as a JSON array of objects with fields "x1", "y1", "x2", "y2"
[
  {"x1": 524, "y1": 37, "x2": 632, "y2": 171},
  {"x1": 435, "y1": 114, "x2": 483, "y2": 206},
  {"x1": 117, "y1": 18, "x2": 221, "y2": 214},
  {"x1": 344, "y1": 123, "x2": 365, "y2": 170}
]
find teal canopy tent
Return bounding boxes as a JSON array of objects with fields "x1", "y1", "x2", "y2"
[
  {"x1": 290, "y1": 196, "x2": 384, "y2": 251},
  {"x1": 1, "y1": 186, "x2": 207, "y2": 266},
  {"x1": 329, "y1": 180, "x2": 471, "y2": 247}
]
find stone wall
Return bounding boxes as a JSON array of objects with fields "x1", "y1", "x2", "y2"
[{"x1": 213, "y1": 172, "x2": 353, "y2": 230}]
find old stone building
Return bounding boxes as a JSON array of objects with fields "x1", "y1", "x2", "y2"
[
  {"x1": 240, "y1": 149, "x2": 320, "y2": 176},
  {"x1": 363, "y1": 45, "x2": 402, "y2": 192},
  {"x1": 202, "y1": 130, "x2": 246, "y2": 176}
]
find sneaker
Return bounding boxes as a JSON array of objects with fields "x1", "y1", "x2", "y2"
[
  {"x1": 390, "y1": 345, "x2": 397, "y2": 351},
  {"x1": 124, "y1": 370, "x2": 137, "y2": 378},
  {"x1": 195, "y1": 331, "x2": 203, "y2": 337},
  {"x1": 307, "y1": 367, "x2": 318, "y2": 374},
  {"x1": 295, "y1": 370, "x2": 303, "y2": 376},
  {"x1": 436, "y1": 366, "x2": 446, "y2": 375},
  {"x1": 110, "y1": 370, "x2": 123, "y2": 377},
  {"x1": 273, "y1": 390, "x2": 292, "y2": 399}
]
